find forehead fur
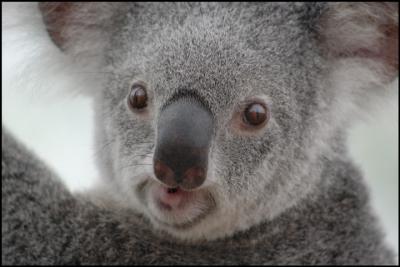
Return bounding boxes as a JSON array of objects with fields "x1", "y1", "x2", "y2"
[{"x1": 105, "y1": 3, "x2": 326, "y2": 113}]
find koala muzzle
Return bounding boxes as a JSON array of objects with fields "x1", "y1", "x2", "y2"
[{"x1": 153, "y1": 98, "x2": 213, "y2": 190}]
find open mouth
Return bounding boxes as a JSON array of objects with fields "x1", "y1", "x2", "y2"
[{"x1": 137, "y1": 180, "x2": 216, "y2": 229}]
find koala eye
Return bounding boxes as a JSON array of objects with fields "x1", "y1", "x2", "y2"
[
  {"x1": 243, "y1": 103, "x2": 268, "y2": 126},
  {"x1": 128, "y1": 83, "x2": 148, "y2": 110}
]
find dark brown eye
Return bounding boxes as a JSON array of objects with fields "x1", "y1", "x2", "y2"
[
  {"x1": 128, "y1": 84, "x2": 147, "y2": 110},
  {"x1": 243, "y1": 103, "x2": 268, "y2": 126}
]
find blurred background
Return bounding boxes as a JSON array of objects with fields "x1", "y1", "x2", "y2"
[{"x1": 2, "y1": 2, "x2": 398, "y2": 262}]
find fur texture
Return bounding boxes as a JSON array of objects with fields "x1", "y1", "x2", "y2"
[
  {"x1": 2, "y1": 129, "x2": 395, "y2": 264},
  {"x1": 2, "y1": 2, "x2": 398, "y2": 264}
]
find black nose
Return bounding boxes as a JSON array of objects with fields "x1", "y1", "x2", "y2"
[{"x1": 153, "y1": 98, "x2": 213, "y2": 190}]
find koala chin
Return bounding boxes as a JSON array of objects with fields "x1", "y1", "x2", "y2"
[{"x1": 2, "y1": 2, "x2": 398, "y2": 264}]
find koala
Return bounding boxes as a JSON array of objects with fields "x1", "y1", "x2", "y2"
[{"x1": 2, "y1": 2, "x2": 398, "y2": 264}]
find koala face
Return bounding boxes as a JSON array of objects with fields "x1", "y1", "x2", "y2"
[
  {"x1": 39, "y1": 2, "x2": 398, "y2": 241},
  {"x1": 94, "y1": 3, "x2": 329, "y2": 240}
]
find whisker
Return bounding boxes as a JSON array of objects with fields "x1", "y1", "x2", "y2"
[
  {"x1": 69, "y1": 71, "x2": 114, "y2": 74},
  {"x1": 91, "y1": 139, "x2": 116, "y2": 157},
  {"x1": 120, "y1": 163, "x2": 153, "y2": 170},
  {"x1": 120, "y1": 162, "x2": 153, "y2": 167},
  {"x1": 131, "y1": 154, "x2": 153, "y2": 158},
  {"x1": 129, "y1": 142, "x2": 154, "y2": 145}
]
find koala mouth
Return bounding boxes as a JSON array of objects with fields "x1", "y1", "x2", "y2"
[
  {"x1": 138, "y1": 180, "x2": 216, "y2": 230},
  {"x1": 155, "y1": 186, "x2": 190, "y2": 211}
]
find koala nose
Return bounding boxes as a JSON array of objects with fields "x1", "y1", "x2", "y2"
[{"x1": 153, "y1": 98, "x2": 213, "y2": 190}]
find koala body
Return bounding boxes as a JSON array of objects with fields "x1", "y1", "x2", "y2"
[
  {"x1": 2, "y1": 129, "x2": 395, "y2": 264},
  {"x1": 2, "y1": 2, "x2": 398, "y2": 264}
]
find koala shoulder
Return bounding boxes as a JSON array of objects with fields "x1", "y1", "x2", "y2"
[{"x1": 2, "y1": 128, "x2": 81, "y2": 264}]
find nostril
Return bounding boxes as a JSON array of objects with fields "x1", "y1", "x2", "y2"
[
  {"x1": 154, "y1": 159, "x2": 207, "y2": 190},
  {"x1": 154, "y1": 160, "x2": 176, "y2": 187},
  {"x1": 184, "y1": 166, "x2": 205, "y2": 181},
  {"x1": 167, "y1": 187, "x2": 179, "y2": 194},
  {"x1": 182, "y1": 166, "x2": 206, "y2": 190}
]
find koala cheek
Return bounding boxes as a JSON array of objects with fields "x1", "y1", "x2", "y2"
[{"x1": 202, "y1": 156, "x2": 221, "y2": 188}]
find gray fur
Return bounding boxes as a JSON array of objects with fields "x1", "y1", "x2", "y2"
[
  {"x1": 2, "y1": 2, "x2": 397, "y2": 264},
  {"x1": 2, "y1": 129, "x2": 395, "y2": 264}
]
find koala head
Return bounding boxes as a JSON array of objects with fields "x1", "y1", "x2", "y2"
[{"x1": 39, "y1": 3, "x2": 398, "y2": 241}]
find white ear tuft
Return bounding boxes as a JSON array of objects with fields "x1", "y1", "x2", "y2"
[
  {"x1": 38, "y1": 2, "x2": 119, "y2": 69},
  {"x1": 2, "y1": 2, "x2": 103, "y2": 97},
  {"x1": 319, "y1": 2, "x2": 398, "y2": 81}
]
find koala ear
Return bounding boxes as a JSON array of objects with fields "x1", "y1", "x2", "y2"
[
  {"x1": 318, "y1": 2, "x2": 398, "y2": 82},
  {"x1": 38, "y1": 2, "x2": 118, "y2": 67},
  {"x1": 39, "y1": 2, "x2": 76, "y2": 50}
]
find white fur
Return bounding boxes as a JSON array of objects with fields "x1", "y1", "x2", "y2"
[{"x1": 2, "y1": 2, "x2": 102, "y2": 98}]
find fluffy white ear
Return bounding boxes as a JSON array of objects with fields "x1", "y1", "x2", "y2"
[
  {"x1": 315, "y1": 3, "x2": 398, "y2": 127},
  {"x1": 38, "y1": 2, "x2": 119, "y2": 69},
  {"x1": 319, "y1": 3, "x2": 398, "y2": 81},
  {"x1": 3, "y1": 3, "x2": 118, "y2": 97}
]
